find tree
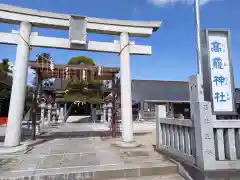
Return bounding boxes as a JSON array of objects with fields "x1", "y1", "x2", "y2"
[
  {"x1": 0, "y1": 58, "x2": 12, "y2": 88},
  {"x1": 0, "y1": 58, "x2": 12, "y2": 74},
  {"x1": 36, "y1": 53, "x2": 51, "y2": 63},
  {"x1": 67, "y1": 56, "x2": 95, "y2": 66},
  {"x1": 0, "y1": 58, "x2": 13, "y2": 116},
  {"x1": 63, "y1": 56, "x2": 104, "y2": 105}
]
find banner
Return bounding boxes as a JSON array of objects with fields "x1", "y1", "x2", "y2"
[{"x1": 201, "y1": 30, "x2": 235, "y2": 114}]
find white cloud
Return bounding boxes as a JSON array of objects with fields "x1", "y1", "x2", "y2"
[{"x1": 148, "y1": 0, "x2": 215, "y2": 6}]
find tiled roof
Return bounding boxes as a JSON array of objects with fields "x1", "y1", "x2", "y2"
[
  {"x1": 45, "y1": 79, "x2": 240, "y2": 103},
  {"x1": 132, "y1": 80, "x2": 240, "y2": 103},
  {"x1": 43, "y1": 78, "x2": 112, "y2": 92}
]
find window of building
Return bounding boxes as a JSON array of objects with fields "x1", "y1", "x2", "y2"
[{"x1": 143, "y1": 102, "x2": 155, "y2": 112}]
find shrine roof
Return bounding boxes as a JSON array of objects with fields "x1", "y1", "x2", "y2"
[
  {"x1": 28, "y1": 60, "x2": 119, "y2": 81},
  {"x1": 28, "y1": 61, "x2": 120, "y2": 73},
  {"x1": 131, "y1": 80, "x2": 240, "y2": 103}
]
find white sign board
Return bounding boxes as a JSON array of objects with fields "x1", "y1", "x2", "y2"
[{"x1": 208, "y1": 32, "x2": 234, "y2": 112}]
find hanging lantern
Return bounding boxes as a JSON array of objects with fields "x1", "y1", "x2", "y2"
[
  {"x1": 98, "y1": 65, "x2": 102, "y2": 76},
  {"x1": 82, "y1": 69, "x2": 86, "y2": 81},
  {"x1": 65, "y1": 67, "x2": 69, "y2": 80},
  {"x1": 49, "y1": 61, "x2": 54, "y2": 71}
]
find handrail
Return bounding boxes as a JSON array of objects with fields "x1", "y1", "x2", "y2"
[
  {"x1": 212, "y1": 120, "x2": 240, "y2": 128},
  {"x1": 160, "y1": 118, "x2": 193, "y2": 127}
]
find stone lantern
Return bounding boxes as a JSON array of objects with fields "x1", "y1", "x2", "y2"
[
  {"x1": 38, "y1": 97, "x2": 46, "y2": 126},
  {"x1": 51, "y1": 103, "x2": 58, "y2": 123},
  {"x1": 47, "y1": 101, "x2": 53, "y2": 124}
]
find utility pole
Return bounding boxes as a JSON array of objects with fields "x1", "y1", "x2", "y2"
[{"x1": 194, "y1": 0, "x2": 202, "y2": 75}]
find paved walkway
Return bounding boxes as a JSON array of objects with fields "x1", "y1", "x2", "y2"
[{"x1": 0, "y1": 123, "x2": 175, "y2": 179}]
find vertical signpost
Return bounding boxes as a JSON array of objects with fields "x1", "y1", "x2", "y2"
[{"x1": 201, "y1": 29, "x2": 236, "y2": 114}]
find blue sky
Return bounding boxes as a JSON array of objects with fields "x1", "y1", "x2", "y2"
[{"x1": 0, "y1": 0, "x2": 240, "y2": 86}]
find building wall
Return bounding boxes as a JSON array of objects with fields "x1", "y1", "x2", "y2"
[{"x1": 140, "y1": 101, "x2": 240, "y2": 120}]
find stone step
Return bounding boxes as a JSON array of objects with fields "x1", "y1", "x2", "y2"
[
  {"x1": 0, "y1": 161, "x2": 179, "y2": 180},
  {"x1": 111, "y1": 174, "x2": 185, "y2": 180}
]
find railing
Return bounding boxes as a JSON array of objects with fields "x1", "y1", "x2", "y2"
[
  {"x1": 156, "y1": 116, "x2": 240, "y2": 170},
  {"x1": 157, "y1": 118, "x2": 196, "y2": 164},
  {"x1": 212, "y1": 120, "x2": 240, "y2": 169},
  {"x1": 155, "y1": 75, "x2": 240, "y2": 171},
  {"x1": 143, "y1": 111, "x2": 155, "y2": 120}
]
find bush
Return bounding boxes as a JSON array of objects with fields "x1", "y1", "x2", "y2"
[{"x1": 67, "y1": 56, "x2": 95, "y2": 66}]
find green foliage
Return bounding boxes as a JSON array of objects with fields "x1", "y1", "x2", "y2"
[
  {"x1": 0, "y1": 58, "x2": 13, "y2": 116},
  {"x1": 64, "y1": 90, "x2": 103, "y2": 104},
  {"x1": 67, "y1": 56, "x2": 95, "y2": 66},
  {"x1": 36, "y1": 53, "x2": 51, "y2": 63},
  {"x1": 0, "y1": 58, "x2": 12, "y2": 76},
  {"x1": 0, "y1": 58, "x2": 12, "y2": 103},
  {"x1": 64, "y1": 79, "x2": 104, "y2": 104},
  {"x1": 0, "y1": 88, "x2": 11, "y2": 101},
  {"x1": 64, "y1": 56, "x2": 104, "y2": 104}
]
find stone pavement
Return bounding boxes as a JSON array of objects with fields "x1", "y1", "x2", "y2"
[
  {"x1": 0, "y1": 123, "x2": 180, "y2": 179},
  {"x1": 113, "y1": 174, "x2": 185, "y2": 180}
]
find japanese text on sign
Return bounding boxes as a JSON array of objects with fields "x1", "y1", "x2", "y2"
[{"x1": 208, "y1": 33, "x2": 233, "y2": 112}]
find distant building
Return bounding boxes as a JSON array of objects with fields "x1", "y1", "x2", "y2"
[{"x1": 131, "y1": 80, "x2": 240, "y2": 120}]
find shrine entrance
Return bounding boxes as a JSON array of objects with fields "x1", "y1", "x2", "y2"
[
  {"x1": 0, "y1": 3, "x2": 161, "y2": 148},
  {"x1": 28, "y1": 58, "x2": 119, "y2": 127},
  {"x1": 70, "y1": 103, "x2": 91, "y2": 116}
]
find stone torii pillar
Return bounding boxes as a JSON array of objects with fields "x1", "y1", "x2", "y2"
[
  {"x1": 120, "y1": 32, "x2": 133, "y2": 143},
  {"x1": 4, "y1": 22, "x2": 32, "y2": 147}
]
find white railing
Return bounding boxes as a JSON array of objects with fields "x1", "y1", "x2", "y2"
[
  {"x1": 157, "y1": 118, "x2": 196, "y2": 164},
  {"x1": 155, "y1": 75, "x2": 240, "y2": 171},
  {"x1": 212, "y1": 120, "x2": 240, "y2": 169},
  {"x1": 156, "y1": 113, "x2": 240, "y2": 170},
  {"x1": 143, "y1": 111, "x2": 155, "y2": 120}
]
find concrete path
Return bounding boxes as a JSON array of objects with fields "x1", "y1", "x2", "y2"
[
  {"x1": 0, "y1": 121, "x2": 156, "y2": 138},
  {"x1": 0, "y1": 123, "x2": 178, "y2": 179}
]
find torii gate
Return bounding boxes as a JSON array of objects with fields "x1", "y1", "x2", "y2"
[{"x1": 0, "y1": 4, "x2": 161, "y2": 149}]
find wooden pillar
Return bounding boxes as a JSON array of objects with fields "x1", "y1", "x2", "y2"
[
  {"x1": 112, "y1": 76, "x2": 116, "y2": 137},
  {"x1": 31, "y1": 71, "x2": 40, "y2": 140}
]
